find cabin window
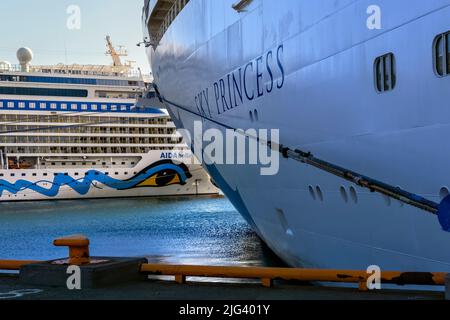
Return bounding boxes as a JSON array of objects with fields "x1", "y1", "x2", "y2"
[
  {"x1": 0, "y1": 87, "x2": 88, "y2": 98},
  {"x1": 434, "y1": 31, "x2": 450, "y2": 77},
  {"x1": 374, "y1": 53, "x2": 396, "y2": 93}
]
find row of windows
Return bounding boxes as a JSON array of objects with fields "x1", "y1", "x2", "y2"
[
  {"x1": 0, "y1": 75, "x2": 144, "y2": 87},
  {"x1": 3, "y1": 146, "x2": 177, "y2": 154},
  {"x1": 0, "y1": 171, "x2": 138, "y2": 178},
  {"x1": 0, "y1": 125, "x2": 175, "y2": 139},
  {"x1": 0, "y1": 87, "x2": 88, "y2": 97},
  {"x1": 0, "y1": 114, "x2": 169, "y2": 125},
  {"x1": 374, "y1": 30, "x2": 450, "y2": 93},
  {"x1": 0, "y1": 125, "x2": 174, "y2": 135},
  {"x1": 0, "y1": 100, "x2": 137, "y2": 113},
  {"x1": 41, "y1": 161, "x2": 135, "y2": 166},
  {"x1": 0, "y1": 136, "x2": 179, "y2": 144},
  {"x1": 96, "y1": 91, "x2": 140, "y2": 99}
]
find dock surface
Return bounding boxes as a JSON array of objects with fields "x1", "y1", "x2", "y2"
[{"x1": 0, "y1": 274, "x2": 443, "y2": 300}]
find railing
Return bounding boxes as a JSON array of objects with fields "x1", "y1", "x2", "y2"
[
  {"x1": 150, "y1": 0, "x2": 190, "y2": 44},
  {"x1": 1, "y1": 235, "x2": 448, "y2": 293},
  {"x1": 1, "y1": 258, "x2": 447, "y2": 291},
  {"x1": 140, "y1": 264, "x2": 448, "y2": 290},
  {"x1": 0, "y1": 260, "x2": 41, "y2": 270},
  {"x1": 0, "y1": 63, "x2": 143, "y2": 79}
]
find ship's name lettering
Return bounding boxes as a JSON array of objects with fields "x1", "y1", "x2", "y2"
[
  {"x1": 160, "y1": 152, "x2": 189, "y2": 159},
  {"x1": 194, "y1": 44, "x2": 285, "y2": 118}
]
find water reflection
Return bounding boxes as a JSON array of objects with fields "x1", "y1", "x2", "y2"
[{"x1": 0, "y1": 196, "x2": 283, "y2": 268}]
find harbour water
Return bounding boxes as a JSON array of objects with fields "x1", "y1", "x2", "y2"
[{"x1": 0, "y1": 196, "x2": 282, "y2": 267}]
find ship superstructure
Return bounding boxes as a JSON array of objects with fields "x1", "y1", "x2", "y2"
[{"x1": 0, "y1": 37, "x2": 219, "y2": 201}]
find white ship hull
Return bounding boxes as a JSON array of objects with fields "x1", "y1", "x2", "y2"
[
  {"x1": 145, "y1": 0, "x2": 450, "y2": 272},
  {"x1": 0, "y1": 151, "x2": 218, "y2": 201}
]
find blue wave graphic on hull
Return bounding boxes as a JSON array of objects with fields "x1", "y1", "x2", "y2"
[{"x1": 0, "y1": 161, "x2": 190, "y2": 198}]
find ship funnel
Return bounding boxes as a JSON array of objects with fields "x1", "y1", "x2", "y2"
[{"x1": 17, "y1": 47, "x2": 33, "y2": 72}]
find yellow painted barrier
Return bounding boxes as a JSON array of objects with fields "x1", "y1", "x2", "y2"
[
  {"x1": 140, "y1": 264, "x2": 447, "y2": 289},
  {"x1": 0, "y1": 260, "x2": 41, "y2": 270}
]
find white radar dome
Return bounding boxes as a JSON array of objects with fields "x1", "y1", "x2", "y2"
[{"x1": 16, "y1": 47, "x2": 33, "y2": 65}]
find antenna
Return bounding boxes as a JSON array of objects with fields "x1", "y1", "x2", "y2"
[{"x1": 105, "y1": 35, "x2": 128, "y2": 67}]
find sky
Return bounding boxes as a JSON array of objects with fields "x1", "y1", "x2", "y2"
[{"x1": 0, "y1": 0, "x2": 150, "y2": 73}]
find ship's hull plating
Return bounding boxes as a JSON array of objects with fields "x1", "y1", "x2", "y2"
[{"x1": 146, "y1": 0, "x2": 450, "y2": 272}]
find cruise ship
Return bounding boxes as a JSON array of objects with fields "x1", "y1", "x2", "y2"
[
  {"x1": 0, "y1": 37, "x2": 219, "y2": 201},
  {"x1": 142, "y1": 0, "x2": 450, "y2": 274}
]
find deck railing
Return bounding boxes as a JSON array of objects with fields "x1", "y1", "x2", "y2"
[{"x1": 150, "y1": 0, "x2": 190, "y2": 44}]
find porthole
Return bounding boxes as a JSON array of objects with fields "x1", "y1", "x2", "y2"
[
  {"x1": 349, "y1": 186, "x2": 358, "y2": 204},
  {"x1": 315, "y1": 186, "x2": 324, "y2": 202},
  {"x1": 340, "y1": 186, "x2": 348, "y2": 203},
  {"x1": 374, "y1": 53, "x2": 396, "y2": 93},
  {"x1": 433, "y1": 31, "x2": 450, "y2": 77},
  {"x1": 308, "y1": 185, "x2": 316, "y2": 200}
]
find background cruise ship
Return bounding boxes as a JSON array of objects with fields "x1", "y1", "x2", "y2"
[
  {"x1": 142, "y1": 0, "x2": 450, "y2": 274},
  {"x1": 0, "y1": 36, "x2": 219, "y2": 201}
]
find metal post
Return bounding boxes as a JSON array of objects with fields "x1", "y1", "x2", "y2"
[
  {"x1": 0, "y1": 149, "x2": 4, "y2": 169},
  {"x1": 5, "y1": 147, "x2": 8, "y2": 170}
]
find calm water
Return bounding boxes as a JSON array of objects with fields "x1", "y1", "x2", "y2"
[{"x1": 0, "y1": 196, "x2": 282, "y2": 267}]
